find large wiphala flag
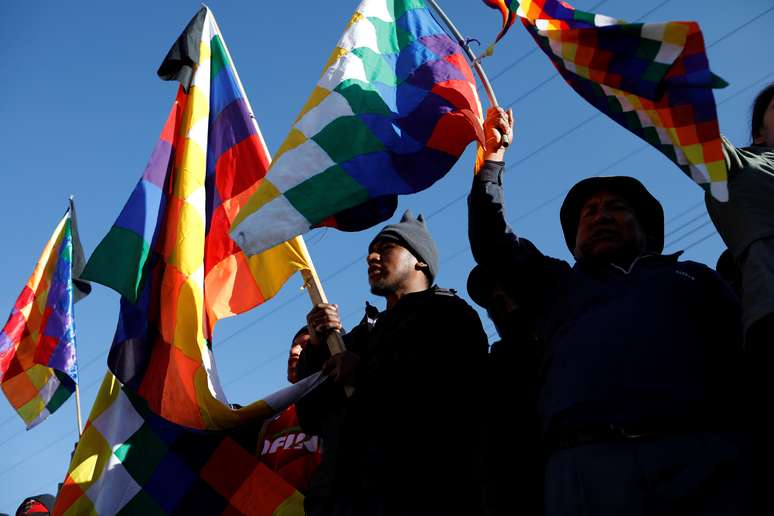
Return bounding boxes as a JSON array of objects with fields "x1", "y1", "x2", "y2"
[
  {"x1": 231, "y1": 0, "x2": 485, "y2": 256},
  {"x1": 54, "y1": 371, "x2": 323, "y2": 515},
  {"x1": 512, "y1": 0, "x2": 729, "y2": 200},
  {"x1": 81, "y1": 7, "x2": 314, "y2": 431}
]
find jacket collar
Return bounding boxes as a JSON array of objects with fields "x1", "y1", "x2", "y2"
[{"x1": 575, "y1": 251, "x2": 683, "y2": 275}]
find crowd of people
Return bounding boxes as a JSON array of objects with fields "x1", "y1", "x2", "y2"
[{"x1": 264, "y1": 83, "x2": 774, "y2": 515}]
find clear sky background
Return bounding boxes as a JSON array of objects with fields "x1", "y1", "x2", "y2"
[{"x1": 0, "y1": 0, "x2": 771, "y2": 511}]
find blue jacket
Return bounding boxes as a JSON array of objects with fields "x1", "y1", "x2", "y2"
[{"x1": 469, "y1": 161, "x2": 745, "y2": 433}]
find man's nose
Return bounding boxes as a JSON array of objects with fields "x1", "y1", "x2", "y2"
[
  {"x1": 592, "y1": 208, "x2": 615, "y2": 223},
  {"x1": 367, "y1": 252, "x2": 380, "y2": 264}
]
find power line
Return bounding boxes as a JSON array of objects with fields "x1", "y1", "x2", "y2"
[
  {"x1": 664, "y1": 212, "x2": 709, "y2": 238},
  {"x1": 706, "y1": 6, "x2": 774, "y2": 50},
  {"x1": 221, "y1": 349, "x2": 288, "y2": 389},
  {"x1": 682, "y1": 231, "x2": 720, "y2": 252},
  {"x1": 505, "y1": 74, "x2": 555, "y2": 107},
  {"x1": 634, "y1": 0, "x2": 673, "y2": 21},
  {"x1": 665, "y1": 219, "x2": 713, "y2": 250},
  {"x1": 0, "y1": 428, "x2": 76, "y2": 482},
  {"x1": 666, "y1": 200, "x2": 705, "y2": 227}
]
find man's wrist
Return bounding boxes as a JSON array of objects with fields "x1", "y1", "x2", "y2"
[{"x1": 482, "y1": 149, "x2": 506, "y2": 162}]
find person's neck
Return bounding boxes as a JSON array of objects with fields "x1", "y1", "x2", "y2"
[
  {"x1": 610, "y1": 253, "x2": 642, "y2": 271},
  {"x1": 383, "y1": 281, "x2": 430, "y2": 309},
  {"x1": 582, "y1": 248, "x2": 646, "y2": 271}
]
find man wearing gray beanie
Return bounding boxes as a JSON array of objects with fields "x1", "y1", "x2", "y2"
[
  {"x1": 367, "y1": 210, "x2": 440, "y2": 284},
  {"x1": 295, "y1": 210, "x2": 488, "y2": 516}
]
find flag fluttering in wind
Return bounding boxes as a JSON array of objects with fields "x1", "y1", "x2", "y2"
[
  {"x1": 231, "y1": 0, "x2": 484, "y2": 256},
  {"x1": 81, "y1": 7, "x2": 314, "y2": 430},
  {"x1": 0, "y1": 200, "x2": 90, "y2": 428},
  {"x1": 483, "y1": 0, "x2": 517, "y2": 43},
  {"x1": 512, "y1": 0, "x2": 729, "y2": 201},
  {"x1": 54, "y1": 372, "x2": 323, "y2": 515}
]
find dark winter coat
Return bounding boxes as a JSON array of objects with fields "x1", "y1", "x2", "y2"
[
  {"x1": 469, "y1": 161, "x2": 745, "y2": 436},
  {"x1": 297, "y1": 287, "x2": 489, "y2": 515}
]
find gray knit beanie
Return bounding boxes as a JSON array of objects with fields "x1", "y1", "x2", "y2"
[{"x1": 370, "y1": 210, "x2": 439, "y2": 280}]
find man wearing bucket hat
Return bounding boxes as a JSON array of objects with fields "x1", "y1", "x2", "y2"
[
  {"x1": 296, "y1": 210, "x2": 489, "y2": 515},
  {"x1": 468, "y1": 107, "x2": 751, "y2": 515}
]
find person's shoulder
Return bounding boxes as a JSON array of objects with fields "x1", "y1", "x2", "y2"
[
  {"x1": 639, "y1": 253, "x2": 712, "y2": 277},
  {"x1": 726, "y1": 137, "x2": 774, "y2": 169},
  {"x1": 430, "y1": 286, "x2": 460, "y2": 297},
  {"x1": 425, "y1": 287, "x2": 478, "y2": 312},
  {"x1": 740, "y1": 143, "x2": 774, "y2": 155},
  {"x1": 672, "y1": 257, "x2": 722, "y2": 282},
  {"x1": 426, "y1": 286, "x2": 465, "y2": 304},
  {"x1": 672, "y1": 254, "x2": 712, "y2": 271}
]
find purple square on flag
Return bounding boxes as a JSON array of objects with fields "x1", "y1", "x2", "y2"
[
  {"x1": 396, "y1": 40, "x2": 440, "y2": 82},
  {"x1": 142, "y1": 140, "x2": 173, "y2": 189},
  {"x1": 418, "y1": 34, "x2": 459, "y2": 60},
  {"x1": 396, "y1": 92, "x2": 454, "y2": 143}
]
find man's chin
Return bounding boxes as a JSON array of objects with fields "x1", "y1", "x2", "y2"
[
  {"x1": 582, "y1": 241, "x2": 626, "y2": 261},
  {"x1": 370, "y1": 285, "x2": 388, "y2": 296},
  {"x1": 370, "y1": 279, "x2": 392, "y2": 296}
]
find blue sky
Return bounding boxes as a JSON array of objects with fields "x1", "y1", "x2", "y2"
[{"x1": 0, "y1": 0, "x2": 771, "y2": 511}]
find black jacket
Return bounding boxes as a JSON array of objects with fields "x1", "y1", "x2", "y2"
[
  {"x1": 297, "y1": 287, "x2": 489, "y2": 515},
  {"x1": 469, "y1": 161, "x2": 745, "y2": 435}
]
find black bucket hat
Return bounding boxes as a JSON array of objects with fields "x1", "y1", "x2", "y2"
[{"x1": 560, "y1": 176, "x2": 665, "y2": 254}]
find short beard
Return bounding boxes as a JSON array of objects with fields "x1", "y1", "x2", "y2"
[{"x1": 369, "y1": 278, "x2": 394, "y2": 297}]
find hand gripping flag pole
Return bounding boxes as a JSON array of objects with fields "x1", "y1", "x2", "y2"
[
  {"x1": 426, "y1": 0, "x2": 510, "y2": 147},
  {"x1": 209, "y1": 14, "x2": 355, "y2": 397}
]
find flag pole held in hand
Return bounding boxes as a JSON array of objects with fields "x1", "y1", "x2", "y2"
[
  {"x1": 426, "y1": 0, "x2": 510, "y2": 147},
  {"x1": 301, "y1": 267, "x2": 355, "y2": 398}
]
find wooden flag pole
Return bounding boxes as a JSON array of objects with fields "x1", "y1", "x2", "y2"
[
  {"x1": 211, "y1": 12, "x2": 354, "y2": 397},
  {"x1": 426, "y1": 0, "x2": 510, "y2": 147},
  {"x1": 75, "y1": 383, "x2": 84, "y2": 435},
  {"x1": 300, "y1": 269, "x2": 355, "y2": 398},
  {"x1": 69, "y1": 195, "x2": 84, "y2": 436}
]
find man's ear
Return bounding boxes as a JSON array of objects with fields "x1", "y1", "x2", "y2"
[
  {"x1": 415, "y1": 261, "x2": 429, "y2": 272},
  {"x1": 754, "y1": 135, "x2": 765, "y2": 145}
]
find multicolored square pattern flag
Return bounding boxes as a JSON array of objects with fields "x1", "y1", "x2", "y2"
[
  {"x1": 231, "y1": 0, "x2": 484, "y2": 256},
  {"x1": 54, "y1": 372, "x2": 324, "y2": 515},
  {"x1": 0, "y1": 200, "x2": 90, "y2": 428},
  {"x1": 81, "y1": 7, "x2": 314, "y2": 430},
  {"x1": 514, "y1": 0, "x2": 729, "y2": 201}
]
